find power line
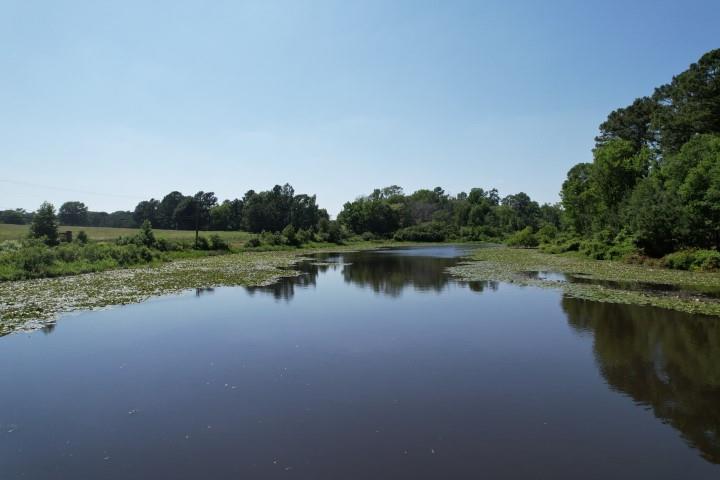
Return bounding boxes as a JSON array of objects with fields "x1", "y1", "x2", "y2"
[{"x1": 0, "y1": 179, "x2": 141, "y2": 199}]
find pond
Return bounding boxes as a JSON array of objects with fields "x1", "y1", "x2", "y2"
[{"x1": 1, "y1": 245, "x2": 719, "y2": 479}]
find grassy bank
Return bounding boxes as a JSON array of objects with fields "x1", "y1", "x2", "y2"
[
  {"x1": 449, "y1": 247, "x2": 720, "y2": 317},
  {"x1": 0, "y1": 224, "x2": 254, "y2": 247},
  {"x1": 0, "y1": 241, "x2": 397, "y2": 335}
]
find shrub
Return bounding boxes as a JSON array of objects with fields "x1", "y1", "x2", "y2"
[
  {"x1": 209, "y1": 234, "x2": 229, "y2": 251},
  {"x1": 76, "y1": 231, "x2": 89, "y2": 245},
  {"x1": 662, "y1": 249, "x2": 720, "y2": 271},
  {"x1": 506, "y1": 227, "x2": 538, "y2": 248},
  {"x1": 316, "y1": 221, "x2": 345, "y2": 244},
  {"x1": 457, "y1": 225, "x2": 502, "y2": 242},
  {"x1": 0, "y1": 240, "x2": 22, "y2": 253},
  {"x1": 136, "y1": 220, "x2": 157, "y2": 248},
  {"x1": 194, "y1": 235, "x2": 210, "y2": 250},
  {"x1": 579, "y1": 239, "x2": 609, "y2": 259},
  {"x1": 393, "y1": 222, "x2": 447, "y2": 242},
  {"x1": 282, "y1": 225, "x2": 299, "y2": 246},
  {"x1": 536, "y1": 224, "x2": 558, "y2": 244},
  {"x1": 605, "y1": 238, "x2": 638, "y2": 260},
  {"x1": 154, "y1": 238, "x2": 173, "y2": 252},
  {"x1": 540, "y1": 238, "x2": 581, "y2": 254},
  {"x1": 260, "y1": 231, "x2": 284, "y2": 246},
  {"x1": 13, "y1": 244, "x2": 57, "y2": 277},
  {"x1": 0, "y1": 238, "x2": 164, "y2": 281},
  {"x1": 296, "y1": 228, "x2": 314, "y2": 244},
  {"x1": 29, "y1": 202, "x2": 59, "y2": 246},
  {"x1": 244, "y1": 237, "x2": 261, "y2": 248}
]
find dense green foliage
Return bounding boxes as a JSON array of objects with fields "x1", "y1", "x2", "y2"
[
  {"x1": 58, "y1": 201, "x2": 89, "y2": 226},
  {"x1": 4, "y1": 50, "x2": 719, "y2": 273},
  {"x1": 0, "y1": 209, "x2": 31, "y2": 225},
  {"x1": 338, "y1": 185, "x2": 559, "y2": 241},
  {"x1": 0, "y1": 239, "x2": 162, "y2": 281},
  {"x1": 0, "y1": 195, "x2": 348, "y2": 281},
  {"x1": 29, "y1": 202, "x2": 59, "y2": 246},
  {"x1": 559, "y1": 49, "x2": 720, "y2": 264},
  {"x1": 130, "y1": 184, "x2": 329, "y2": 234}
]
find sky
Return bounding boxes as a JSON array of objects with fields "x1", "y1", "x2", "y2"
[{"x1": 1, "y1": 0, "x2": 719, "y2": 216}]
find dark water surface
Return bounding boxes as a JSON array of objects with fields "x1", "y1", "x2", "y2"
[{"x1": 1, "y1": 246, "x2": 719, "y2": 479}]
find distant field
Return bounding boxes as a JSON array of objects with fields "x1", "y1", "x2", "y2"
[{"x1": 0, "y1": 224, "x2": 254, "y2": 246}]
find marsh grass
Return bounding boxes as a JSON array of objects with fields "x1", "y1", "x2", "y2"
[
  {"x1": 449, "y1": 247, "x2": 720, "y2": 317},
  {"x1": 0, "y1": 241, "x2": 406, "y2": 335}
]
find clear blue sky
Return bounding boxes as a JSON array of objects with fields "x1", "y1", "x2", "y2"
[{"x1": 1, "y1": 0, "x2": 718, "y2": 216}]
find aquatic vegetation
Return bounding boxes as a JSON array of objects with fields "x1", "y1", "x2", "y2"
[
  {"x1": 0, "y1": 243, "x2": 402, "y2": 335},
  {"x1": 449, "y1": 247, "x2": 720, "y2": 316}
]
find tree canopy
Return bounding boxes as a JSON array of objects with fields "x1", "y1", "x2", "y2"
[{"x1": 562, "y1": 49, "x2": 720, "y2": 256}]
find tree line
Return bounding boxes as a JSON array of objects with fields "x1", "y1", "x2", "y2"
[
  {"x1": 337, "y1": 185, "x2": 560, "y2": 241},
  {"x1": 131, "y1": 184, "x2": 329, "y2": 233},
  {"x1": 8, "y1": 183, "x2": 557, "y2": 244},
  {"x1": 4, "y1": 184, "x2": 330, "y2": 233},
  {"x1": 5, "y1": 49, "x2": 719, "y2": 261},
  {"x1": 559, "y1": 48, "x2": 720, "y2": 258},
  {"x1": 1, "y1": 204, "x2": 135, "y2": 229}
]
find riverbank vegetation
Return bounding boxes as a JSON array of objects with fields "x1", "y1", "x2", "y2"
[
  {"x1": 449, "y1": 247, "x2": 720, "y2": 317},
  {"x1": 550, "y1": 49, "x2": 720, "y2": 268},
  {"x1": 2, "y1": 51, "x2": 719, "y2": 314},
  {"x1": 0, "y1": 200, "x2": 353, "y2": 281},
  {"x1": 0, "y1": 242, "x2": 407, "y2": 335},
  {"x1": 342, "y1": 49, "x2": 720, "y2": 272}
]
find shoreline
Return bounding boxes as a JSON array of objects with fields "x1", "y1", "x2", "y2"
[
  {"x1": 449, "y1": 247, "x2": 720, "y2": 317},
  {"x1": 5, "y1": 242, "x2": 720, "y2": 337},
  {"x1": 0, "y1": 242, "x2": 405, "y2": 336}
]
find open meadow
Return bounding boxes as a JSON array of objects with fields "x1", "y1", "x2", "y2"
[{"x1": 0, "y1": 223, "x2": 254, "y2": 247}]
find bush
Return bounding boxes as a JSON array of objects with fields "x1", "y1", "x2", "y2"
[
  {"x1": 457, "y1": 225, "x2": 502, "y2": 242},
  {"x1": 0, "y1": 240, "x2": 22, "y2": 253},
  {"x1": 536, "y1": 224, "x2": 558, "y2": 244},
  {"x1": 393, "y1": 222, "x2": 447, "y2": 242},
  {"x1": 0, "y1": 241, "x2": 164, "y2": 281},
  {"x1": 11, "y1": 244, "x2": 57, "y2": 277},
  {"x1": 605, "y1": 239, "x2": 638, "y2": 260},
  {"x1": 209, "y1": 234, "x2": 230, "y2": 251},
  {"x1": 154, "y1": 237, "x2": 177, "y2": 252},
  {"x1": 360, "y1": 231, "x2": 377, "y2": 241},
  {"x1": 260, "y1": 231, "x2": 284, "y2": 246},
  {"x1": 662, "y1": 249, "x2": 720, "y2": 271},
  {"x1": 244, "y1": 237, "x2": 261, "y2": 248},
  {"x1": 194, "y1": 235, "x2": 210, "y2": 250},
  {"x1": 296, "y1": 228, "x2": 314, "y2": 244},
  {"x1": 136, "y1": 220, "x2": 157, "y2": 248},
  {"x1": 76, "y1": 231, "x2": 89, "y2": 245},
  {"x1": 506, "y1": 227, "x2": 538, "y2": 248},
  {"x1": 573, "y1": 230, "x2": 639, "y2": 260},
  {"x1": 579, "y1": 239, "x2": 610, "y2": 259},
  {"x1": 29, "y1": 202, "x2": 59, "y2": 246},
  {"x1": 282, "y1": 225, "x2": 299, "y2": 246},
  {"x1": 317, "y1": 220, "x2": 346, "y2": 244},
  {"x1": 540, "y1": 238, "x2": 581, "y2": 254}
]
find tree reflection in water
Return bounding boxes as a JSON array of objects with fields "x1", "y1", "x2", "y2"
[
  {"x1": 244, "y1": 250, "x2": 498, "y2": 301},
  {"x1": 562, "y1": 297, "x2": 720, "y2": 464}
]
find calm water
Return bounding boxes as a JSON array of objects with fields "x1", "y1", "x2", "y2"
[{"x1": 1, "y1": 246, "x2": 719, "y2": 479}]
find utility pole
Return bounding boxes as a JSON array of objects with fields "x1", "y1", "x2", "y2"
[{"x1": 195, "y1": 198, "x2": 200, "y2": 248}]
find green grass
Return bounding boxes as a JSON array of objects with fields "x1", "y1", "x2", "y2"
[
  {"x1": 0, "y1": 223, "x2": 254, "y2": 247},
  {"x1": 449, "y1": 246, "x2": 720, "y2": 317},
  {"x1": 0, "y1": 240, "x2": 407, "y2": 335}
]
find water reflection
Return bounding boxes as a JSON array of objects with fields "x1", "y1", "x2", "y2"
[
  {"x1": 1, "y1": 245, "x2": 719, "y2": 478},
  {"x1": 40, "y1": 324, "x2": 56, "y2": 335},
  {"x1": 562, "y1": 297, "x2": 720, "y2": 463},
  {"x1": 245, "y1": 248, "x2": 498, "y2": 300}
]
